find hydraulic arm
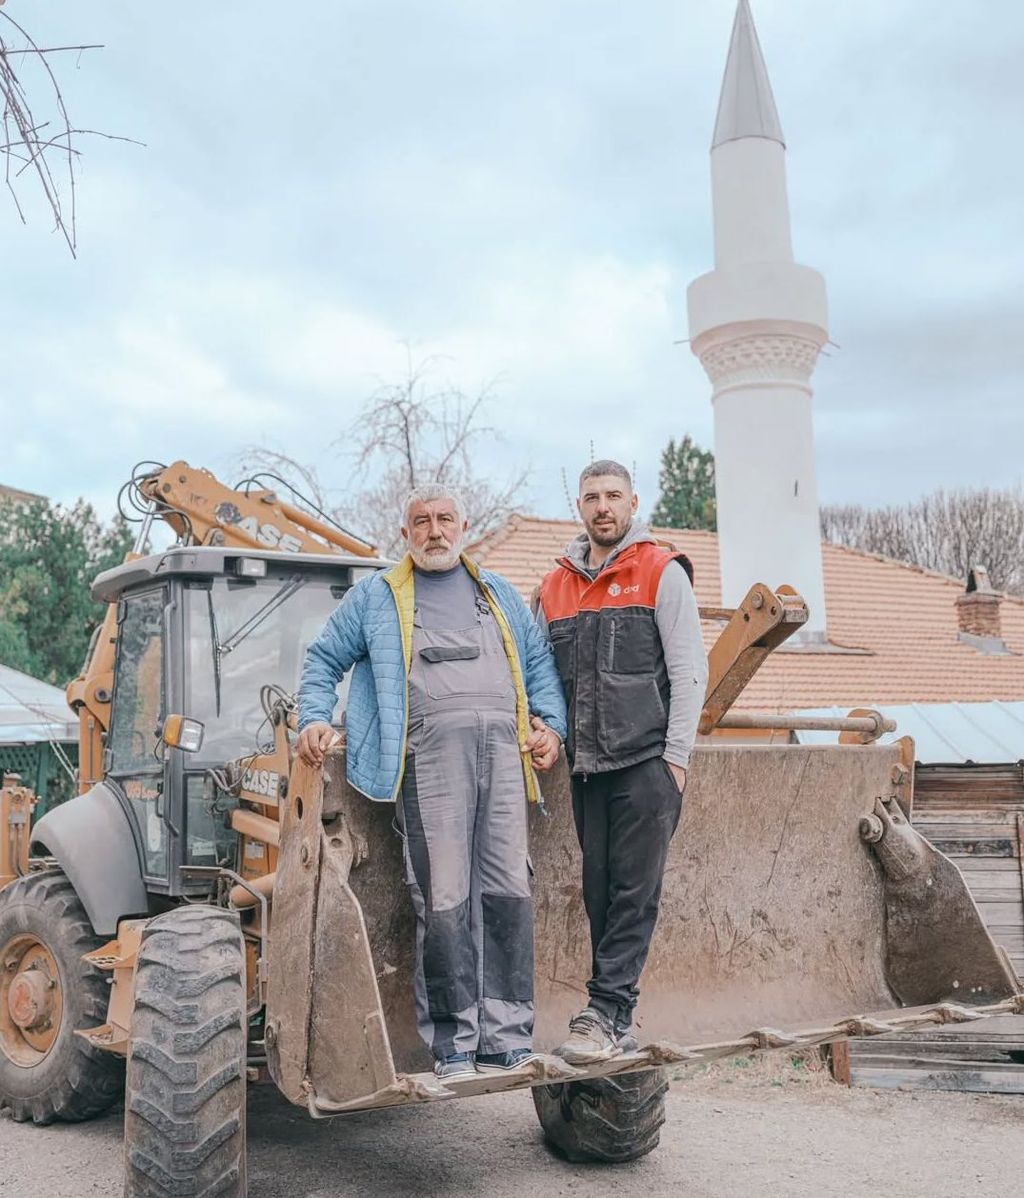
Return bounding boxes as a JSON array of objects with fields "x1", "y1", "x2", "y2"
[{"x1": 65, "y1": 461, "x2": 376, "y2": 791}]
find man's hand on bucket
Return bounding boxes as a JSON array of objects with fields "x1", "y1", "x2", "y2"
[
  {"x1": 524, "y1": 715, "x2": 561, "y2": 772},
  {"x1": 296, "y1": 721, "x2": 335, "y2": 766}
]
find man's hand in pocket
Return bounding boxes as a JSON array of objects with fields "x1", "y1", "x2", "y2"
[{"x1": 665, "y1": 760, "x2": 687, "y2": 793}]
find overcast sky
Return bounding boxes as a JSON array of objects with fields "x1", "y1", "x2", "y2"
[{"x1": 2, "y1": 1, "x2": 1021, "y2": 527}]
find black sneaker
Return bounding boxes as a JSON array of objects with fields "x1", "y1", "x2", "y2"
[
  {"x1": 555, "y1": 1007, "x2": 630, "y2": 1064},
  {"x1": 433, "y1": 1052, "x2": 476, "y2": 1080},
  {"x1": 475, "y1": 1049, "x2": 539, "y2": 1072}
]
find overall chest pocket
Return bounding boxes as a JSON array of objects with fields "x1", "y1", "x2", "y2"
[{"x1": 418, "y1": 628, "x2": 511, "y2": 699}]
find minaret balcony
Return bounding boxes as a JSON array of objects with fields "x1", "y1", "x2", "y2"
[{"x1": 687, "y1": 260, "x2": 828, "y2": 346}]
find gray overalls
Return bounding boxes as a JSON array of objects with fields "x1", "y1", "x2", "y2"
[{"x1": 398, "y1": 593, "x2": 534, "y2": 1058}]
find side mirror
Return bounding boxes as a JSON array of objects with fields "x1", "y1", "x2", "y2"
[{"x1": 162, "y1": 715, "x2": 205, "y2": 753}]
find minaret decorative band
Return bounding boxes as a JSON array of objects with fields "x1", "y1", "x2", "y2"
[{"x1": 696, "y1": 331, "x2": 823, "y2": 393}]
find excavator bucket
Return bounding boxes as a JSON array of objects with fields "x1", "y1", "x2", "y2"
[{"x1": 266, "y1": 737, "x2": 1021, "y2": 1114}]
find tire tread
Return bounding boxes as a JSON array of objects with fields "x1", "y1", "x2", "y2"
[
  {"x1": 124, "y1": 907, "x2": 246, "y2": 1198},
  {"x1": 0, "y1": 870, "x2": 124, "y2": 1124},
  {"x1": 533, "y1": 1068, "x2": 668, "y2": 1163}
]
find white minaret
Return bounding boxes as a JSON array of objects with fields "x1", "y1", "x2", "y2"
[{"x1": 687, "y1": 0, "x2": 828, "y2": 640}]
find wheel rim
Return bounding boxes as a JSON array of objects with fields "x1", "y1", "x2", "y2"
[{"x1": 0, "y1": 934, "x2": 64, "y2": 1067}]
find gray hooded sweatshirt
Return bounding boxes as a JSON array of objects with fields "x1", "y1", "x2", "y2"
[{"x1": 536, "y1": 521, "x2": 708, "y2": 768}]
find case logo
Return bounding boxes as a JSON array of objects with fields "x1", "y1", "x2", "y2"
[{"x1": 241, "y1": 767, "x2": 280, "y2": 798}]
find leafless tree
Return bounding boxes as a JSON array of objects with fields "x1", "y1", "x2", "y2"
[
  {"x1": 0, "y1": 5, "x2": 137, "y2": 255},
  {"x1": 821, "y1": 488, "x2": 1024, "y2": 595},
  {"x1": 233, "y1": 448, "x2": 334, "y2": 515},
  {"x1": 238, "y1": 354, "x2": 529, "y2": 557}
]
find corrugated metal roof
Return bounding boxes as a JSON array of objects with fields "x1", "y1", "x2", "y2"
[
  {"x1": 793, "y1": 702, "x2": 1024, "y2": 764},
  {"x1": 0, "y1": 664, "x2": 77, "y2": 745}
]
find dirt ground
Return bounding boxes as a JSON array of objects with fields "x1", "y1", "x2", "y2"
[{"x1": 1, "y1": 1054, "x2": 1022, "y2": 1197}]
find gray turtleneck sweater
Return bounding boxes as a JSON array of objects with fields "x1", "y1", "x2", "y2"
[{"x1": 412, "y1": 562, "x2": 480, "y2": 629}]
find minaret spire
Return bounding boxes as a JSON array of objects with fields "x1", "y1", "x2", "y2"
[{"x1": 712, "y1": 0, "x2": 784, "y2": 150}]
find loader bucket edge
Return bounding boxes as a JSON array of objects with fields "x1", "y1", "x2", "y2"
[{"x1": 269, "y1": 742, "x2": 1021, "y2": 1112}]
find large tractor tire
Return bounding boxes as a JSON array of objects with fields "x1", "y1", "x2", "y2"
[
  {"x1": 124, "y1": 906, "x2": 247, "y2": 1198},
  {"x1": 0, "y1": 870, "x2": 124, "y2": 1123},
  {"x1": 532, "y1": 1069, "x2": 668, "y2": 1163}
]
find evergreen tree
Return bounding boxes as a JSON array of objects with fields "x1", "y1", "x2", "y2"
[
  {"x1": 650, "y1": 436, "x2": 717, "y2": 531},
  {"x1": 0, "y1": 498, "x2": 132, "y2": 685}
]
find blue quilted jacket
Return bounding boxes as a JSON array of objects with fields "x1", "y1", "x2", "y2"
[{"x1": 298, "y1": 554, "x2": 568, "y2": 802}]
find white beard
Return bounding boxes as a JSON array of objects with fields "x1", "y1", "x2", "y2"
[{"x1": 409, "y1": 535, "x2": 464, "y2": 572}]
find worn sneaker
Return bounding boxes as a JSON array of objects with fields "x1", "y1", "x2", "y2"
[
  {"x1": 555, "y1": 1007, "x2": 628, "y2": 1064},
  {"x1": 615, "y1": 1024, "x2": 639, "y2": 1053},
  {"x1": 433, "y1": 1052, "x2": 476, "y2": 1080},
  {"x1": 475, "y1": 1049, "x2": 539, "y2": 1072}
]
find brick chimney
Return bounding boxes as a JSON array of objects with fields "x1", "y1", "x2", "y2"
[{"x1": 956, "y1": 566, "x2": 1006, "y2": 651}]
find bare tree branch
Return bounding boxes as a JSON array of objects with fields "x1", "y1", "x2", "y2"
[
  {"x1": 0, "y1": 10, "x2": 140, "y2": 254},
  {"x1": 246, "y1": 354, "x2": 530, "y2": 557},
  {"x1": 821, "y1": 488, "x2": 1024, "y2": 596},
  {"x1": 332, "y1": 354, "x2": 527, "y2": 554},
  {"x1": 2, "y1": 44, "x2": 105, "y2": 56},
  {"x1": 233, "y1": 446, "x2": 335, "y2": 515}
]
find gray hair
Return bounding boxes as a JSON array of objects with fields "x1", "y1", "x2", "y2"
[
  {"x1": 579, "y1": 459, "x2": 632, "y2": 491},
  {"x1": 403, "y1": 482, "x2": 467, "y2": 526}
]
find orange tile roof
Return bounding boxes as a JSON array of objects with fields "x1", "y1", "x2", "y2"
[{"x1": 470, "y1": 515, "x2": 1024, "y2": 712}]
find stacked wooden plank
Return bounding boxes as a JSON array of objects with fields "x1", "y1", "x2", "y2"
[
  {"x1": 843, "y1": 1014, "x2": 1024, "y2": 1093},
  {"x1": 843, "y1": 763, "x2": 1024, "y2": 1092},
  {"x1": 914, "y1": 763, "x2": 1024, "y2": 981}
]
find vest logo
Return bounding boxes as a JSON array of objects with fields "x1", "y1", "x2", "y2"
[
  {"x1": 608, "y1": 583, "x2": 621, "y2": 597},
  {"x1": 608, "y1": 582, "x2": 640, "y2": 598}
]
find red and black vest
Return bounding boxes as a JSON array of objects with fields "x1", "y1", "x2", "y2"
[{"x1": 538, "y1": 541, "x2": 693, "y2": 775}]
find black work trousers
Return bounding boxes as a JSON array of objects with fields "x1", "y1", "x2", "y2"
[{"x1": 570, "y1": 756, "x2": 683, "y2": 1029}]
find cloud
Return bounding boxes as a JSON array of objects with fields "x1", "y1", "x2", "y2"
[
  {"x1": 2, "y1": 0, "x2": 1022, "y2": 525},
  {"x1": 10, "y1": 248, "x2": 691, "y2": 516}
]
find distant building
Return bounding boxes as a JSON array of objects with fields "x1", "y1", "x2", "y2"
[{"x1": 0, "y1": 483, "x2": 45, "y2": 505}]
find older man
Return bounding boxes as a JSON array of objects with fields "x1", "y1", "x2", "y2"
[
  {"x1": 297, "y1": 484, "x2": 566, "y2": 1080},
  {"x1": 537, "y1": 459, "x2": 708, "y2": 1064}
]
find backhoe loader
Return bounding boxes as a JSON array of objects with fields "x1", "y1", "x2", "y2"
[{"x1": 0, "y1": 461, "x2": 1019, "y2": 1196}]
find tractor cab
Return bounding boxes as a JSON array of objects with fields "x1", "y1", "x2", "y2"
[{"x1": 57, "y1": 547, "x2": 386, "y2": 899}]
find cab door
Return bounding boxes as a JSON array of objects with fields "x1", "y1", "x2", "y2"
[{"x1": 104, "y1": 587, "x2": 172, "y2": 885}]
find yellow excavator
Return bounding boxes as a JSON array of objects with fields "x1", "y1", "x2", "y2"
[{"x1": 0, "y1": 461, "x2": 1019, "y2": 1195}]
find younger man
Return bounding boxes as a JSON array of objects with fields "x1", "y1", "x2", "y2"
[{"x1": 536, "y1": 460, "x2": 707, "y2": 1062}]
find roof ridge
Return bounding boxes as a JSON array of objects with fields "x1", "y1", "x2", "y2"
[
  {"x1": 468, "y1": 512, "x2": 523, "y2": 559},
  {"x1": 515, "y1": 514, "x2": 576, "y2": 528},
  {"x1": 650, "y1": 525, "x2": 718, "y2": 540},
  {"x1": 823, "y1": 540, "x2": 1024, "y2": 607},
  {"x1": 499, "y1": 514, "x2": 718, "y2": 538}
]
